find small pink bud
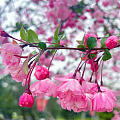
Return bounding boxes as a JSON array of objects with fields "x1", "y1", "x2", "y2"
[
  {"x1": 96, "y1": 0, "x2": 99, "y2": 2},
  {"x1": 19, "y1": 92, "x2": 34, "y2": 108},
  {"x1": 49, "y1": 1, "x2": 54, "y2": 8},
  {"x1": 34, "y1": 66, "x2": 49, "y2": 80},
  {"x1": 105, "y1": 36, "x2": 118, "y2": 49},
  {"x1": 97, "y1": 19, "x2": 104, "y2": 23}
]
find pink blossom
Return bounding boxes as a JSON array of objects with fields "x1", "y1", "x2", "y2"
[
  {"x1": 105, "y1": 36, "x2": 118, "y2": 49},
  {"x1": 47, "y1": 37, "x2": 52, "y2": 43},
  {"x1": 0, "y1": 36, "x2": 8, "y2": 44},
  {"x1": 82, "y1": 81, "x2": 98, "y2": 94},
  {"x1": 109, "y1": 29, "x2": 114, "y2": 34},
  {"x1": 102, "y1": 1, "x2": 109, "y2": 7},
  {"x1": 49, "y1": 1, "x2": 54, "y2": 8},
  {"x1": 10, "y1": 64, "x2": 27, "y2": 83},
  {"x1": 46, "y1": 10, "x2": 57, "y2": 24},
  {"x1": 92, "y1": 87, "x2": 116, "y2": 112},
  {"x1": 97, "y1": 18, "x2": 104, "y2": 23},
  {"x1": 54, "y1": 4, "x2": 71, "y2": 20},
  {"x1": 92, "y1": 8, "x2": 104, "y2": 20},
  {"x1": 92, "y1": 92, "x2": 115, "y2": 112},
  {"x1": 34, "y1": 66, "x2": 49, "y2": 80},
  {"x1": 60, "y1": 40, "x2": 67, "y2": 46},
  {"x1": 112, "y1": 114, "x2": 120, "y2": 120},
  {"x1": 57, "y1": 79, "x2": 88, "y2": 112},
  {"x1": 101, "y1": 87, "x2": 117, "y2": 101},
  {"x1": 19, "y1": 92, "x2": 34, "y2": 108},
  {"x1": 30, "y1": 78, "x2": 57, "y2": 97},
  {"x1": 80, "y1": 15, "x2": 87, "y2": 20},
  {"x1": 96, "y1": 0, "x2": 100, "y2": 2},
  {"x1": 47, "y1": 0, "x2": 72, "y2": 21},
  {"x1": 1, "y1": 43, "x2": 22, "y2": 67}
]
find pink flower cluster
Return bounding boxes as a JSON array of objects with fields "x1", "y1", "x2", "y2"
[
  {"x1": 1, "y1": 43, "x2": 22, "y2": 67},
  {"x1": 1, "y1": 43, "x2": 27, "y2": 83},
  {"x1": 30, "y1": 73, "x2": 116, "y2": 112},
  {"x1": 46, "y1": 0, "x2": 77, "y2": 24},
  {"x1": 30, "y1": 78, "x2": 57, "y2": 97},
  {"x1": 112, "y1": 111, "x2": 120, "y2": 120}
]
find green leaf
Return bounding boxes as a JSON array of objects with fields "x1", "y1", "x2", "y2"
[
  {"x1": 81, "y1": 34, "x2": 85, "y2": 45},
  {"x1": 101, "y1": 38, "x2": 107, "y2": 48},
  {"x1": 20, "y1": 27, "x2": 28, "y2": 41},
  {"x1": 22, "y1": 59, "x2": 29, "y2": 74},
  {"x1": 31, "y1": 50, "x2": 37, "y2": 55},
  {"x1": 58, "y1": 31, "x2": 65, "y2": 40},
  {"x1": 70, "y1": 1, "x2": 86, "y2": 14},
  {"x1": 101, "y1": 34, "x2": 109, "y2": 48},
  {"x1": 77, "y1": 44, "x2": 85, "y2": 52},
  {"x1": 35, "y1": 54, "x2": 40, "y2": 62},
  {"x1": 52, "y1": 37, "x2": 56, "y2": 44},
  {"x1": 51, "y1": 49, "x2": 56, "y2": 54},
  {"x1": 102, "y1": 49, "x2": 112, "y2": 61},
  {"x1": 38, "y1": 42, "x2": 46, "y2": 50},
  {"x1": 27, "y1": 29, "x2": 39, "y2": 43},
  {"x1": 88, "y1": 54, "x2": 96, "y2": 59},
  {"x1": 54, "y1": 25, "x2": 61, "y2": 41},
  {"x1": 48, "y1": 44, "x2": 55, "y2": 48},
  {"x1": 87, "y1": 37, "x2": 97, "y2": 49}
]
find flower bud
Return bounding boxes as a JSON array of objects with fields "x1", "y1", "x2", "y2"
[
  {"x1": 19, "y1": 92, "x2": 34, "y2": 108},
  {"x1": 34, "y1": 66, "x2": 49, "y2": 80}
]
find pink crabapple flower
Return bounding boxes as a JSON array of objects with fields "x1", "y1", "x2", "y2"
[
  {"x1": 10, "y1": 64, "x2": 27, "y2": 84},
  {"x1": 1, "y1": 43, "x2": 22, "y2": 67},
  {"x1": 19, "y1": 92, "x2": 34, "y2": 108},
  {"x1": 102, "y1": 1, "x2": 109, "y2": 7},
  {"x1": 82, "y1": 81, "x2": 98, "y2": 94},
  {"x1": 84, "y1": 33, "x2": 97, "y2": 47},
  {"x1": 57, "y1": 79, "x2": 90, "y2": 112},
  {"x1": 112, "y1": 111, "x2": 120, "y2": 120},
  {"x1": 30, "y1": 78, "x2": 57, "y2": 97},
  {"x1": 34, "y1": 66, "x2": 49, "y2": 80},
  {"x1": 105, "y1": 36, "x2": 118, "y2": 49},
  {"x1": 0, "y1": 36, "x2": 9, "y2": 44},
  {"x1": 92, "y1": 87, "x2": 117, "y2": 112},
  {"x1": 92, "y1": 8, "x2": 104, "y2": 20}
]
